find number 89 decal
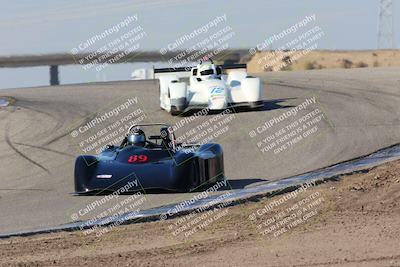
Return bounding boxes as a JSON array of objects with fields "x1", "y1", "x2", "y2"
[{"x1": 128, "y1": 155, "x2": 148, "y2": 163}]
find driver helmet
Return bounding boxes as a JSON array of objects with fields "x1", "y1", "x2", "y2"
[
  {"x1": 198, "y1": 61, "x2": 217, "y2": 80},
  {"x1": 127, "y1": 128, "x2": 146, "y2": 147}
]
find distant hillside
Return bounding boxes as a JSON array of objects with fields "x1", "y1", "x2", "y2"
[{"x1": 247, "y1": 50, "x2": 400, "y2": 73}]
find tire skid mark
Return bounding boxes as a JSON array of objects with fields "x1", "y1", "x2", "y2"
[
  {"x1": 43, "y1": 110, "x2": 95, "y2": 146},
  {"x1": 5, "y1": 125, "x2": 50, "y2": 174},
  {"x1": 42, "y1": 130, "x2": 73, "y2": 146},
  {"x1": 269, "y1": 80, "x2": 400, "y2": 98},
  {"x1": 0, "y1": 188, "x2": 50, "y2": 192},
  {"x1": 15, "y1": 100, "x2": 66, "y2": 143},
  {"x1": 12, "y1": 98, "x2": 90, "y2": 147},
  {"x1": 13, "y1": 142, "x2": 74, "y2": 158},
  {"x1": 0, "y1": 100, "x2": 59, "y2": 147},
  {"x1": 17, "y1": 102, "x2": 63, "y2": 132}
]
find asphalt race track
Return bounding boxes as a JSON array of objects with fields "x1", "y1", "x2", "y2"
[{"x1": 0, "y1": 68, "x2": 399, "y2": 234}]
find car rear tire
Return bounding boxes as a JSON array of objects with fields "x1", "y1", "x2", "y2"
[
  {"x1": 188, "y1": 161, "x2": 200, "y2": 191},
  {"x1": 251, "y1": 106, "x2": 263, "y2": 111},
  {"x1": 170, "y1": 106, "x2": 180, "y2": 116}
]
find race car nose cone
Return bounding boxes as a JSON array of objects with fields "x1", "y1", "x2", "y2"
[
  {"x1": 208, "y1": 96, "x2": 226, "y2": 110},
  {"x1": 208, "y1": 86, "x2": 226, "y2": 110}
]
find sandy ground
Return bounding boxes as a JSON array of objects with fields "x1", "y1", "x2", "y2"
[
  {"x1": 248, "y1": 50, "x2": 400, "y2": 72},
  {"x1": 0, "y1": 159, "x2": 399, "y2": 267}
]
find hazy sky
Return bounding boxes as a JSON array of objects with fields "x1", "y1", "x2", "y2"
[
  {"x1": 0, "y1": 0, "x2": 399, "y2": 89},
  {"x1": 0, "y1": 0, "x2": 399, "y2": 56}
]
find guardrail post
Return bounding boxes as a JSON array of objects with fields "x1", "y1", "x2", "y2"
[{"x1": 50, "y1": 65, "x2": 59, "y2": 85}]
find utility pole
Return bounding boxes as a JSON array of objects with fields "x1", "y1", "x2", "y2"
[{"x1": 377, "y1": 0, "x2": 395, "y2": 49}]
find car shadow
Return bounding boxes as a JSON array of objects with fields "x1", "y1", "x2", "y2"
[
  {"x1": 223, "y1": 178, "x2": 269, "y2": 190},
  {"x1": 81, "y1": 178, "x2": 270, "y2": 195},
  {"x1": 190, "y1": 178, "x2": 269, "y2": 192},
  {"x1": 234, "y1": 98, "x2": 296, "y2": 113},
  {"x1": 179, "y1": 98, "x2": 295, "y2": 116}
]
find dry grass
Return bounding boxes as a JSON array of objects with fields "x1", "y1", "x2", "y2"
[{"x1": 248, "y1": 50, "x2": 400, "y2": 72}]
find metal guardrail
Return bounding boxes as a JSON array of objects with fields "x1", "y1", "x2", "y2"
[
  {"x1": 0, "y1": 50, "x2": 248, "y2": 68},
  {"x1": 0, "y1": 50, "x2": 249, "y2": 85}
]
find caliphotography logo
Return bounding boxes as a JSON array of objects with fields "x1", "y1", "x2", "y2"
[{"x1": 1, "y1": 1, "x2": 400, "y2": 266}]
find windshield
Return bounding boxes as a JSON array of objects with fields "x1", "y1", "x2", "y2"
[
  {"x1": 200, "y1": 69, "x2": 214, "y2": 76},
  {"x1": 127, "y1": 134, "x2": 145, "y2": 144}
]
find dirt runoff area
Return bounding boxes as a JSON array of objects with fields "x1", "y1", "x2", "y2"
[{"x1": 1, "y1": 160, "x2": 400, "y2": 267}]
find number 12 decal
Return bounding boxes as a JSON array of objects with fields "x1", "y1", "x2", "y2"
[{"x1": 128, "y1": 155, "x2": 148, "y2": 163}]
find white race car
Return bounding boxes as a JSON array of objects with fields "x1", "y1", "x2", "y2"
[{"x1": 155, "y1": 60, "x2": 263, "y2": 115}]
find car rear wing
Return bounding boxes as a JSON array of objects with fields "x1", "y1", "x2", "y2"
[
  {"x1": 153, "y1": 63, "x2": 247, "y2": 79},
  {"x1": 153, "y1": 67, "x2": 191, "y2": 79}
]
